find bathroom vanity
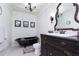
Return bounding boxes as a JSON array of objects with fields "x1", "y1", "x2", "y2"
[
  {"x1": 40, "y1": 3, "x2": 79, "y2": 56},
  {"x1": 41, "y1": 34, "x2": 79, "y2": 56}
]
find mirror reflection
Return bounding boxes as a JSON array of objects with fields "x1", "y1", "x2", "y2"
[{"x1": 54, "y1": 3, "x2": 79, "y2": 31}]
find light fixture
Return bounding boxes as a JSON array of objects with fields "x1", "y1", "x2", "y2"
[
  {"x1": 25, "y1": 3, "x2": 36, "y2": 12},
  {"x1": 50, "y1": 16, "x2": 54, "y2": 23}
]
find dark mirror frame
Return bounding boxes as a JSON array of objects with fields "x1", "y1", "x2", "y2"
[{"x1": 54, "y1": 3, "x2": 79, "y2": 31}]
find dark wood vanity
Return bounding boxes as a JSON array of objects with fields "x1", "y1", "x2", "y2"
[{"x1": 41, "y1": 34, "x2": 79, "y2": 56}]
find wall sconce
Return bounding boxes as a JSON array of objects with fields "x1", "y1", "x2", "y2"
[
  {"x1": 57, "y1": 13, "x2": 63, "y2": 18},
  {"x1": 50, "y1": 16, "x2": 54, "y2": 23}
]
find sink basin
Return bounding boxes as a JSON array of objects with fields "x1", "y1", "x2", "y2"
[{"x1": 47, "y1": 32, "x2": 77, "y2": 37}]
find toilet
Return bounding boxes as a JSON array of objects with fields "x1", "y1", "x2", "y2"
[{"x1": 33, "y1": 43, "x2": 41, "y2": 55}]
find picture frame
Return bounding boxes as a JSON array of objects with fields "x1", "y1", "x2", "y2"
[
  {"x1": 0, "y1": 6, "x2": 2, "y2": 15},
  {"x1": 15, "y1": 20, "x2": 21, "y2": 27},
  {"x1": 30, "y1": 22, "x2": 35, "y2": 28},
  {"x1": 23, "y1": 21, "x2": 29, "y2": 27}
]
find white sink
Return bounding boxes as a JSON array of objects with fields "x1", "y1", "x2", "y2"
[{"x1": 47, "y1": 32, "x2": 77, "y2": 37}]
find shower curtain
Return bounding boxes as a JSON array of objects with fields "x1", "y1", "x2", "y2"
[{"x1": 0, "y1": 26, "x2": 8, "y2": 51}]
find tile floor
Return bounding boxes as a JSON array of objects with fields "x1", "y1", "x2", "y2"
[{"x1": 0, "y1": 46, "x2": 38, "y2": 56}]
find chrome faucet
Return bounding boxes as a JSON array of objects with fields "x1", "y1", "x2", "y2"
[{"x1": 59, "y1": 30, "x2": 66, "y2": 34}]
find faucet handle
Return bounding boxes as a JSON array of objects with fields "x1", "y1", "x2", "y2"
[
  {"x1": 48, "y1": 30, "x2": 53, "y2": 33},
  {"x1": 59, "y1": 30, "x2": 66, "y2": 34}
]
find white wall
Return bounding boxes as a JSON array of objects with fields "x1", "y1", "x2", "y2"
[
  {"x1": 12, "y1": 11, "x2": 37, "y2": 46},
  {"x1": 0, "y1": 3, "x2": 12, "y2": 50},
  {"x1": 0, "y1": 3, "x2": 12, "y2": 43},
  {"x1": 37, "y1": 3, "x2": 58, "y2": 42}
]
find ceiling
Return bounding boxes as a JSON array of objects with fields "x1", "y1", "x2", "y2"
[
  {"x1": 11, "y1": 3, "x2": 46, "y2": 14},
  {"x1": 11, "y1": 3, "x2": 75, "y2": 15}
]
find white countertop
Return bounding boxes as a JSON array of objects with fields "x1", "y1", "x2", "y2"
[{"x1": 46, "y1": 32, "x2": 77, "y2": 37}]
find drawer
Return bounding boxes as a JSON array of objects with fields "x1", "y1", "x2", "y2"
[
  {"x1": 41, "y1": 35, "x2": 75, "y2": 47},
  {"x1": 47, "y1": 36, "x2": 75, "y2": 46},
  {"x1": 75, "y1": 42, "x2": 79, "y2": 50},
  {"x1": 58, "y1": 41, "x2": 75, "y2": 49},
  {"x1": 59, "y1": 40, "x2": 75, "y2": 46}
]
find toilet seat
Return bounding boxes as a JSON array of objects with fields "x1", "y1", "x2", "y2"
[
  {"x1": 33, "y1": 43, "x2": 41, "y2": 55},
  {"x1": 33, "y1": 43, "x2": 40, "y2": 48}
]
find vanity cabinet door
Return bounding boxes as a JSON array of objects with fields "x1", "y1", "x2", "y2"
[
  {"x1": 46, "y1": 42, "x2": 69, "y2": 56},
  {"x1": 75, "y1": 42, "x2": 79, "y2": 50},
  {"x1": 45, "y1": 43, "x2": 65, "y2": 56},
  {"x1": 41, "y1": 44, "x2": 46, "y2": 55},
  {"x1": 41, "y1": 34, "x2": 47, "y2": 56},
  {"x1": 45, "y1": 43, "x2": 53, "y2": 56},
  {"x1": 53, "y1": 48, "x2": 66, "y2": 56},
  {"x1": 41, "y1": 41, "x2": 54, "y2": 56},
  {"x1": 41, "y1": 43, "x2": 53, "y2": 56}
]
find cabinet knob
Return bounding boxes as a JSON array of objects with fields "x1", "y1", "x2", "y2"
[
  {"x1": 43, "y1": 41, "x2": 46, "y2": 44},
  {"x1": 64, "y1": 50, "x2": 71, "y2": 55},
  {"x1": 45, "y1": 37, "x2": 46, "y2": 40},
  {"x1": 77, "y1": 50, "x2": 79, "y2": 53},
  {"x1": 61, "y1": 42, "x2": 67, "y2": 45},
  {"x1": 49, "y1": 53, "x2": 53, "y2": 56}
]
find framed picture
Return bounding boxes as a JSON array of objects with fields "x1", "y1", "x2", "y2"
[
  {"x1": 23, "y1": 21, "x2": 29, "y2": 27},
  {"x1": 30, "y1": 22, "x2": 35, "y2": 28},
  {"x1": 0, "y1": 6, "x2": 2, "y2": 15},
  {"x1": 15, "y1": 20, "x2": 21, "y2": 27}
]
